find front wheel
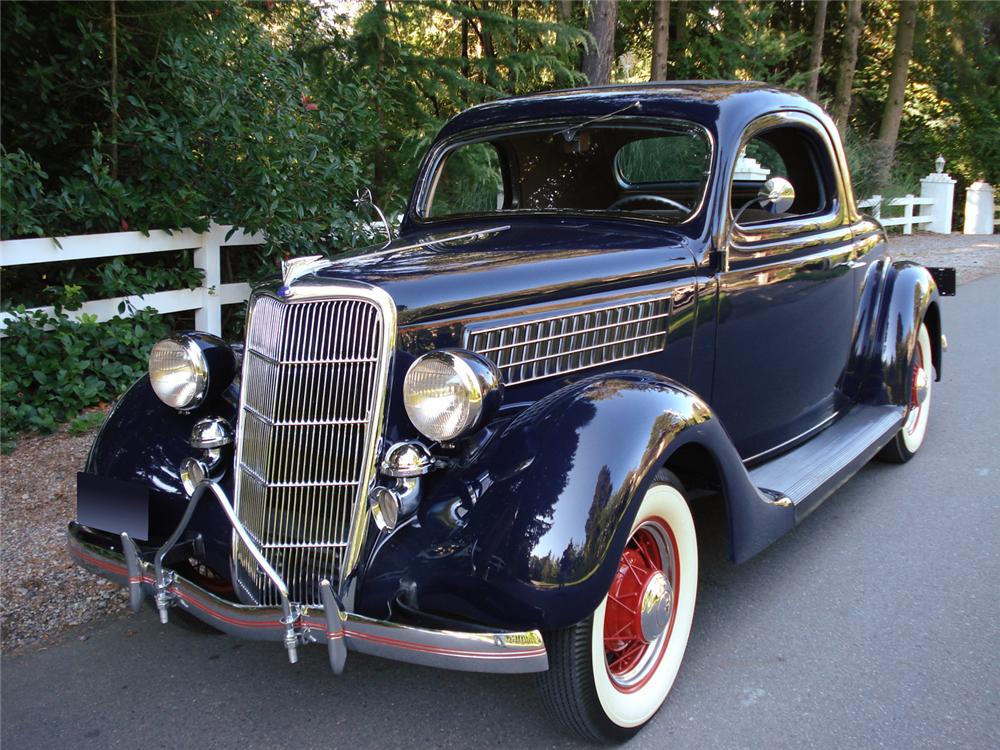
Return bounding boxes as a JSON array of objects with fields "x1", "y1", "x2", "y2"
[
  {"x1": 878, "y1": 322, "x2": 934, "y2": 464},
  {"x1": 536, "y1": 471, "x2": 698, "y2": 743}
]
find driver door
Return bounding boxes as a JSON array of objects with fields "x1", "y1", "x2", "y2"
[{"x1": 711, "y1": 113, "x2": 863, "y2": 462}]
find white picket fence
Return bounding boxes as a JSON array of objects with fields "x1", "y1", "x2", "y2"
[
  {"x1": 0, "y1": 223, "x2": 264, "y2": 337},
  {"x1": 856, "y1": 194, "x2": 934, "y2": 235}
]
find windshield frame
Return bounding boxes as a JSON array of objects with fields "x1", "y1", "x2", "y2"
[{"x1": 409, "y1": 116, "x2": 716, "y2": 228}]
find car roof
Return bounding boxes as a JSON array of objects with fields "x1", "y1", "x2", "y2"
[{"x1": 436, "y1": 81, "x2": 822, "y2": 140}]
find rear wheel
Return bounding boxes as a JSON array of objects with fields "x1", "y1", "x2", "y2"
[
  {"x1": 536, "y1": 471, "x2": 698, "y2": 743},
  {"x1": 878, "y1": 322, "x2": 934, "y2": 464}
]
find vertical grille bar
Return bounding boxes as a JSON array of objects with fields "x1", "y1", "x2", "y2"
[{"x1": 232, "y1": 287, "x2": 394, "y2": 607}]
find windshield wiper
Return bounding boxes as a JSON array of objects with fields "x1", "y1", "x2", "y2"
[{"x1": 559, "y1": 100, "x2": 643, "y2": 143}]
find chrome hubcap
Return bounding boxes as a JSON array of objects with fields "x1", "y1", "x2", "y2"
[
  {"x1": 638, "y1": 571, "x2": 672, "y2": 642},
  {"x1": 913, "y1": 366, "x2": 929, "y2": 406}
]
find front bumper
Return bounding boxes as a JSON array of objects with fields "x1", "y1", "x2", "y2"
[{"x1": 67, "y1": 482, "x2": 547, "y2": 675}]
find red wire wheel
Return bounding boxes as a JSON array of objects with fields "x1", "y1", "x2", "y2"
[
  {"x1": 905, "y1": 336, "x2": 926, "y2": 437},
  {"x1": 603, "y1": 518, "x2": 679, "y2": 691}
]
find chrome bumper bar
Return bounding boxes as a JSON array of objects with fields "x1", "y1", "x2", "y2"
[{"x1": 67, "y1": 480, "x2": 548, "y2": 675}]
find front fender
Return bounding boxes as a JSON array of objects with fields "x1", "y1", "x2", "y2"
[
  {"x1": 372, "y1": 371, "x2": 793, "y2": 631},
  {"x1": 83, "y1": 375, "x2": 238, "y2": 575}
]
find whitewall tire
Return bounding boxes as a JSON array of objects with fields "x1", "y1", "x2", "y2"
[
  {"x1": 879, "y1": 322, "x2": 934, "y2": 463},
  {"x1": 536, "y1": 471, "x2": 698, "y2": 743}
]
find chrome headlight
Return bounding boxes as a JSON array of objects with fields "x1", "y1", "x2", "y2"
[
  {"x1": 403, "y1": 349, "x2": 502, "y2": 442},
  {"x1": 148, "y1": 335, "x2": 209, "y2": 410}
]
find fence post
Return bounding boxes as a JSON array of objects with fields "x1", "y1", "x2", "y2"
[
  {"x1": 194, "y1": 224, "x2": 224, "y2": 335},
  {"x1": 963, "y1": 181, "x2": 996, "y2": 235},
  {"x1": 733, "y1": 150, "x2": 771, "y2": 181},
  {"x1": 919, "y1": 155, "x2": 956, "y2": 233},
  {"x1": 902, "y1": 195, "x2": 914, "y2": 235}
]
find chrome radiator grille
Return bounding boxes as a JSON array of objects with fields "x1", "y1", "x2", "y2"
[
  {"x1": 465, "y1": 297, "x2": 671, "y2": 385},
  {"x1": 233, "y1": 289, "x2": 392, "y2": 607}
]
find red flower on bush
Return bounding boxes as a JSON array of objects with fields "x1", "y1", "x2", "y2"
[
  {"x1": 300, "y1": 93, "x2": 319, "y2": 111},
  {"x1": 120, "y1": 218, "x2": 129, "y2": 231}
]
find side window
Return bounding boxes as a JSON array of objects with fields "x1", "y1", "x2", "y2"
[
  {"x1": 427, "y1": 142, "x2": 504, "y2": 217},
  {"x1": 732, "y1": 125, "x2": 838, "y2": 226}
]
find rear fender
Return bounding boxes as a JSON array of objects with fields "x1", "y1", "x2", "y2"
[{"x1": 849, "y1": 260, "x2": 940, "y2": 407}]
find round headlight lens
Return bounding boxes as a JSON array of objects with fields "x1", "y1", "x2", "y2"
[
  {"x1": 403, "y1": 350, "x2": 501, "y2": 442},
  {"x1": 148, "y1": 336, "x2": 209, "y2": 410}
]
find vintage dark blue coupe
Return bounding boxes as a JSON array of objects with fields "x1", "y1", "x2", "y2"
[{"x1": 71, "y1": 82, "x2": 954, "y2": 742}]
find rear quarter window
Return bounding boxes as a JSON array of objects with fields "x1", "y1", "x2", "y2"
[{"x1": 616, "y1": 133, "x2": 710, "y2": 185}]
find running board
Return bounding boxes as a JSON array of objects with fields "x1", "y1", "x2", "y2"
[{"x1": 749, "y1": 404, "x2": 905, "y2": 521}]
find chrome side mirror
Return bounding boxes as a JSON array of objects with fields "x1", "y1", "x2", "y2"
[{"x1": 756, "y1": 177, "x2": 795, "y2": 214}]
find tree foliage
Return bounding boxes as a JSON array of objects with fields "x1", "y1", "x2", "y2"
[
  {"x1": 1, "y1": 0, "x2": 998, "y2": 442},
  {"x1": 3, "y1": 0, "x2": 997, "y2": 246}
]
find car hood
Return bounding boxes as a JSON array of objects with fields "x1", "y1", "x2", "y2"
[{"x1": 304, "y1": 218, "x2": 697, "y2": 326}]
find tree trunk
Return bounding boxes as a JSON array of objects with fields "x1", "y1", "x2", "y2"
[
  {"x1": 831, "y1": 0, "x2": 863, "y2": 135},
  {"x1": 373, "y1": 1, "x2": 387, "y2": 192},
  {"x1": 650, "y1": 0, "x2": 670, "y2": 81},
  {"x1": 582, "y1": 0, "x2": 618, "y2": 85},
  {"x1": 109, "y1": 0, "x2": 118, "y2": 180},
  {"x1": 804, "y1": 0, "x2": 828, "y2": 100},
  {"x1": 875, "y1": 0, "x2": 918, "y2": 186},
  {"x1": 557, "y1": 0, "x2": 572, "y2": 22},
  {"x1": 674, "y1": 0, "x2": 688, "y2": 75}
]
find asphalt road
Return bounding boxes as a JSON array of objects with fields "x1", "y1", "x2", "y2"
[{"x1": 4, "y1": 274, "x2": 999, "y2": 750}]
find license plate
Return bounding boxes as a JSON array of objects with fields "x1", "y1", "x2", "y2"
[
  {"x1": 76, "y1": 472, "x2": 150, "y2": 541},
  {"x1": 927, "y1": 267, "x2": 956, "y2": 296}
]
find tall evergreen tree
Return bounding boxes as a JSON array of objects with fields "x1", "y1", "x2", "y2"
[
  {"x1": 832, "y1": 0, "x2": 864, "y2": 133},
  {"x1": 650, "y1": 0, "x2": 670, "y2": 81},
  {"x1": 875, "y1": 0, "x2": 919, "y2": 186},
  {"x1": 583, "y1": 0, "x2": 618, "y2": 85},
  {"x1": 805, "y1": 0, "x2": 828, "y2": 100}
]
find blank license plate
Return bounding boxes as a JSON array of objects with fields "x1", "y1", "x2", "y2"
[{"x1": 76, "y1": 472, "x2": 149, "y2": 541}]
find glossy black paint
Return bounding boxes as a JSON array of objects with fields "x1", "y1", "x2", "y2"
[
  {"x1": 357, "y1": 371, "x2": 793, "y2": 630},
  {"x1": 85, "y1": 375, "x2": 238, "y2": 581},
  {"x1": 79, "y1": 83, "x2": 946, "y2": 633},
  {"x1": 316, "y1": 218, "x2": 698, "y2": 328}
]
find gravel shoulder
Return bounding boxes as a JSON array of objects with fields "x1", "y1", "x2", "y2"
[
  {"x1": 889, "y1": 232, "x2": 1000, "y2": 284},
  {"x1": 1, "y1": 232, "x2": 997, "y2": 654},
  {"x1": 0, "y1": 418, "x2": 127, "y2": 652}
]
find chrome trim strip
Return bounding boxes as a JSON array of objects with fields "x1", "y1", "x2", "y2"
[
  {"x1": 68, "y1": 525, "x2": 548, "y2": 675},
  {"x1": 743, "y1": 411, "x2": 839, "y2": 465}
]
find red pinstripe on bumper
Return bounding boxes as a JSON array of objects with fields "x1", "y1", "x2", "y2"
[{"x1": 67, "y1": 524, "x2": 548, "y2": 673}]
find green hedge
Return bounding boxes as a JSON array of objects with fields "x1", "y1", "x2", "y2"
[{"x1": 0, "y1": 306, "x2": 169, "y2": 451}]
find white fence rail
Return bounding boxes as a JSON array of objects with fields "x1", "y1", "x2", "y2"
[
  {"x1": 0, "y1": 224, "x2": 263, "y2": 337},
  {"x1": 857, "y1": 194, "x2": 934, "y2": 235}
]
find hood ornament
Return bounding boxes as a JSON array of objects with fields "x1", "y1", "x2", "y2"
[{"x1": 278, "y1": 254, "x2": 329, "y2": 297}]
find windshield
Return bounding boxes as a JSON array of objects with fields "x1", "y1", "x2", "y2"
[{"x1": 418, "y1": 121, "x2": 711, "y2": 223}]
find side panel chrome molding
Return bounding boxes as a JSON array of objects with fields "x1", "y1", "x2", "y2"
[{"x1": 67, "y1": 523, "x2": 549, "y2": 675}]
